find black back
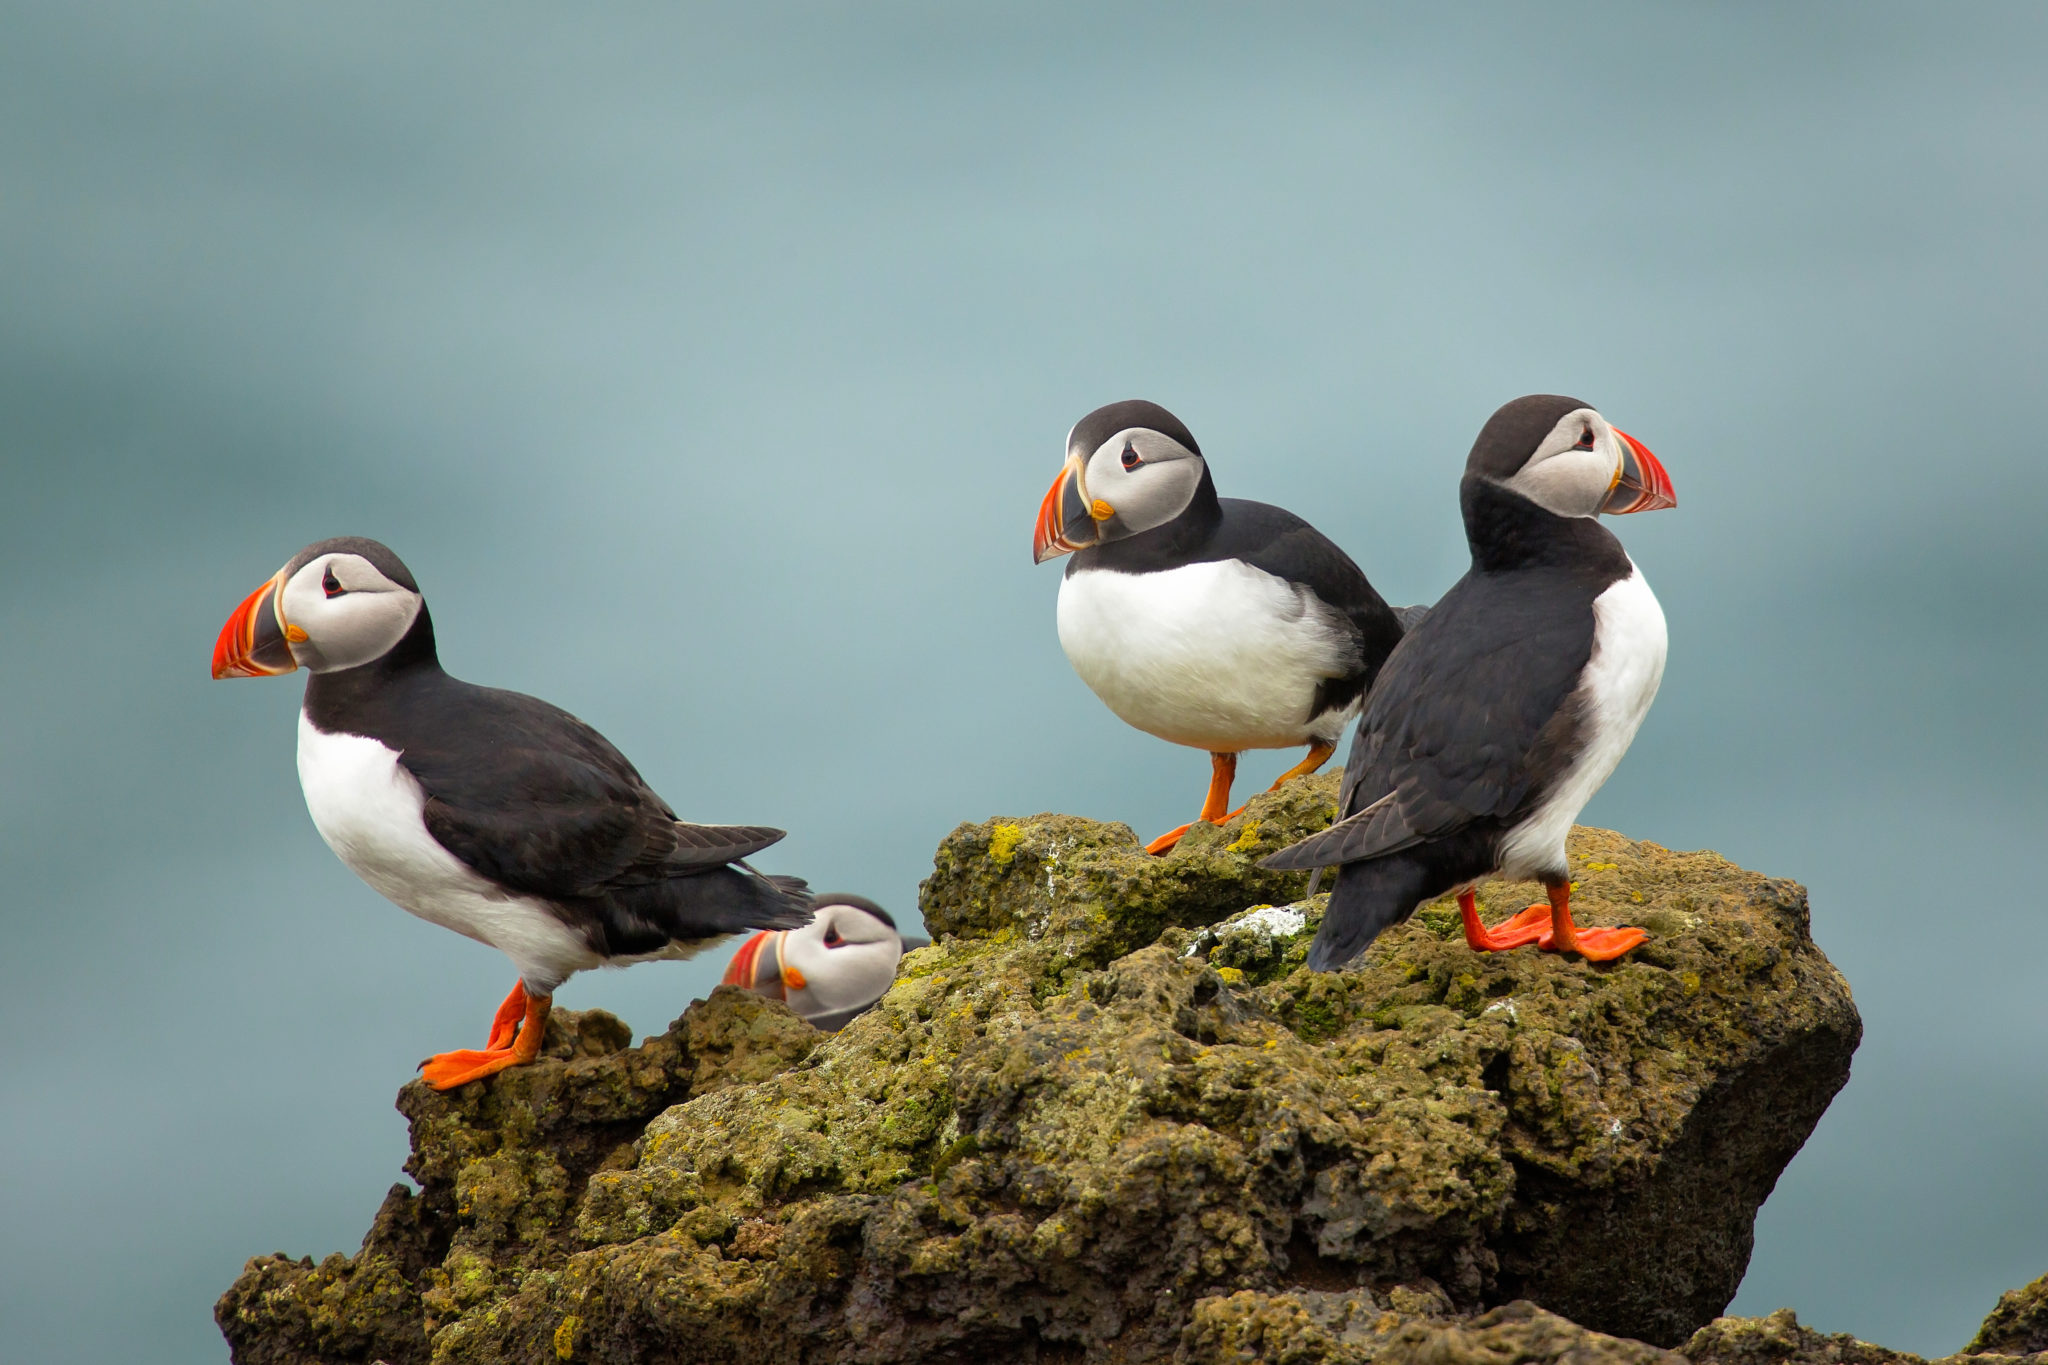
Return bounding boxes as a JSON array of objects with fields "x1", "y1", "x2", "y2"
[
  {"x1": 304, "y1": 610, "x2": 809, "y2": 957},
  {"x1": 1262, "y1": 478, "x2": 1633, "y2": 927}
]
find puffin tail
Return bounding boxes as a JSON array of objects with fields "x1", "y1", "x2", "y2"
[
  {"x1": 1305, "y1": 859, "x2": 1428, "y2": 971},
  {"x1": 735, "y1": 865, "x2": 815, "y2": 930}
]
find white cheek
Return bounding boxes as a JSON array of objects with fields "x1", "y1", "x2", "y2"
[
  {"x1": 1508, "y1": 449, "x2": 1614, "y2": 519},
  {"x1": 1107, "y1": 461, "x2": 1199, "y2": 536}
]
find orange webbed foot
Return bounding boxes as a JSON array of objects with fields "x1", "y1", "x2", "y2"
[
  {"x1": 418, "y1": 1047, "x2": 525, "y2": 1090},
  {"x1": 1146, "y1": 823, "x2": 1195, "y2": 855},
  {"x1": 1460, "y1": 892, "x2": 1552, "y2": 952},
  {"x1": 1543, "y1": 924, "x2": 1648, "y2": 962},
  {"x1": 1533, "y1": 881, "x2": 1648, "y2": 962},
  {"x1": 418, "y1": 988, "x2": 552, "y2": 1090}
]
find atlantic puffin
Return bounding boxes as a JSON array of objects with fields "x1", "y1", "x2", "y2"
[
  {"x1": 1033, "y1": 400, "x2": 1410, "y2": 853},
  {"x1": 210, "y1": 537, "x2": 813, "y2": 1089},
  {"x1": 1261, "y1": 395, "x2": 1676, "y2": 969},
  {"x1": 720, "y1": 894, "x2": 929, "y2": 1031}
]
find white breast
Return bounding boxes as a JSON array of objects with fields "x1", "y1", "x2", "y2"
[
  {"x1": 1497, "y1": 565, "x2": 1668, "y2": 881},
  {"x1": 295, "y1": 712, "x2": 601, "y2": 992},
  {"x1": 1055, "y1": 560, "x2": 1358, "y2": 752}
]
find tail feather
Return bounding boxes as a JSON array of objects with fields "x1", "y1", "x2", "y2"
[
  {"x1": 1305, "y1": 859, "x2": 1428, "y2": 971},
  {"x1": 741, "y1": 867, "x2": 814, "y2": 930}
]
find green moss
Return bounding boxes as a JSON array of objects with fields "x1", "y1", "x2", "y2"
[{"x1": 220, "y1": 801, "x2": 1863, "y2": 1365}]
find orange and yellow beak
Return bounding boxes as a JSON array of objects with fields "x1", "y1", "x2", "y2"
[
  {"x1": 1603, "y1": 429, "x2": 1677, "y2": 515},
  {"x1": 211, "y1": 569, "x2": 300, "y2": 679},
  {"x1": 1033, "y1": 452, "x2": 1114, "y2": 564},
  {"x1": 721, "y1": 930, "x2": 807, "y2": 997}
]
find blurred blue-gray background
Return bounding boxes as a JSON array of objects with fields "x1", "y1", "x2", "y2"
[{"x1": 3, "y1": 4, "x2": 2044, "y2": 1361}]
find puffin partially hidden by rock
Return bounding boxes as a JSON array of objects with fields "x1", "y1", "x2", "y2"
[
  {"x1": 1034, "y1": 400, "x2": 1411, "y2": 854},
  {"x1": 1262, "y1": 395, "x2": 1676, "y2": 969},
  {"x1": 720, "y1": 894, "x2": 929, "y2": 1031},
  {"x1": 210, "y1": 537, "x2": 813, "y2": 1089}
]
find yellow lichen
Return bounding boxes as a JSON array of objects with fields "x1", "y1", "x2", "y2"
[
  {"x1": 553, "y1": 1313, "x2": 581, "y2": 1359},
  {"x1": 987, "y1": 823, "x2": 1024, "y2": 865},
  {"x1": 1226, "y1": 820, "x2": 1263, "y2": 852}
]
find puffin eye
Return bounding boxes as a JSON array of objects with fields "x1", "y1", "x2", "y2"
[
  {"x1": 1574, "y1": 427, "x2": 1596, "y2": 451},
  {"x1": 322, "y1": 567, "x2": 346, "y2": 598},
  {"x1": 1121, "y1": 443, "x2": 1142, "y2": 471},
  {"x1": 822, "y1": 927, "x2": 844, "y2": 948}
]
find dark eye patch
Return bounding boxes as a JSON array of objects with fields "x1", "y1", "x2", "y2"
[
  {"x1": 1573, "y1": 427, "x2": 1596, "y2": 450},
  {"x1": 322, "y1": 566, "x2": 346, "y2": 597},
  {"x1": 822, "y1": 927, "x2": 844, "y2": 948},
  {"x1": 1121, "y1": 443, "x2": 1142, "y2": 471}
]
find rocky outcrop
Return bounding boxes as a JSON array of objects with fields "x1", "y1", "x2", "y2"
[
  {"x1": 1969, "y1": 1275, "x2": 2048, "y2": 1357},
  {"x1": 221, "y1": 774, "x2": 1882, "y2": 1363}
]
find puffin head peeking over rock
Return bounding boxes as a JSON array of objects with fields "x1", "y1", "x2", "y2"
[
  {"x1": 721, "y1": 894, "x2": 927, "y2": 1031},
  {"x1": 1033, "y1": 400, "x2": 1414, "y2": 854},
  {"x1": 1262, "y1": 395, "x2": 1676, "y2": 970},
  {"x1": 211, "y1": 536, "x2": 813, "y2": 1089}
]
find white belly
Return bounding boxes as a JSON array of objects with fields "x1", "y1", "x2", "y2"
[
  {"x1": 1056, "y1": 560, "x2": 1357, "y2": 752},
  {"x1": 1498, "y1": 566, "x2": 1668, "y2": 880},
  {"x1": 295, "y1": 712, "x2": 601, "y2": 991}
]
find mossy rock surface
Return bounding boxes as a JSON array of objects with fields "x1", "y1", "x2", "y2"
[{"x1": 222, "y1": 775, "x2": 1909, "y2": 1364}]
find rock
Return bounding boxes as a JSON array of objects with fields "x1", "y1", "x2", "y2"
[
  {"x1": 1970, "y1": 1274, "x2": 2048, "y2": 1356},
  {"x1": 218, "y1": 776, "x2": 1864, "y2": 1363},
  {"x1": 1685, "y1": 1308, "x2": 1919, "y2": 1365},
  {"x1": 1682, "y1": 1302, "x2": 2048, "y2": 1365}
]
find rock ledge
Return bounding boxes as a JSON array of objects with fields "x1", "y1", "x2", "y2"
[{"x1": 221, "y1": 775, "x2": 1888, "y2": 1364}]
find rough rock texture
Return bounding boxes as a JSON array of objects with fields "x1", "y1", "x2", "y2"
[
  {"x1": 220, "y1": 774, "x2": 1868, "y2": 1364},
  {"x1": 1685, "y1": 1305, "x2": 2048, "y2": 1365},
  {"x1": 1969, "y1": 1274, "x2": 2048, "y2": 1356}
]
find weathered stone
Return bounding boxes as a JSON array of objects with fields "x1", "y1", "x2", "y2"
[
  {"x1": 1683, "y1": 1305, "x2": 2048, "y2": 1365},
  {"x1": 219, "y1": 777, "x2": 1866, "y2": 1363},
  {"x1": 1970, "y1": 1274, "x2": 2048, "y2": 1356}
]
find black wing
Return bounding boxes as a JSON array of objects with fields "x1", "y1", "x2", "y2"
[
  {"x1": 385, "y1": 681, "x2": 785, "y2": 901},
  {"x1": 1262, "y1": 566, "x2": 1596, "y2": 871}
]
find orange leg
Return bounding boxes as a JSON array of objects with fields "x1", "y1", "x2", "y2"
[
  {"x1": 1459, "y1": 889, "x2": 1553, "y2": 952},
  {"x1": 1146, "y1": 752, "x2": 1239, "y2": 855},
  {"x1": 1536, "y1": 879, "x2": 1648, "y2": 962},
  {"x1": 419, "y1": 988, "x2": 552, "y2": 1090},
  {"x1": 1207, "y1": 739, "x2": 1343, "y2": 823},
  {"x1": 483, "y1": 980, "x2": 527, "y2": 1050},
  {"x1": 1265, "y1": 740, "x2": 1337, "y2": 791}
]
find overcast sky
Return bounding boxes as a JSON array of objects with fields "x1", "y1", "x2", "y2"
[{"x1": 3, "y1": 4, "x2": 2045, "y2": 1361}]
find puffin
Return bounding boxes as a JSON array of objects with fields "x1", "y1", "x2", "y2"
[
  {"x1": 1261, "y1": 395, "x2": 1676, "y2": 970},
  {"x1": 720, "y1": 893, "x2": 930, "y2": 1031},
  {"x1": 1033, "y1": 399, "x2": 1410, "y2": 854},
  {"x1": 210, "y1": 536, "x2": 813, "y2": 1089}
]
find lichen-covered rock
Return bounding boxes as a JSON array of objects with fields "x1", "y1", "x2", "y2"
[
  {"x1": 218, "y1": 777, "x2": 1864, "y2": 1363},
  {"x1": 1682, "y1": 1304, "x2": 2048, "y2": 1365},
  {"x1": 1685, "y1": 1309, "x2": 1919, "y2": 1365},
  {"x1": 1970, "y1": 1274, "x2": 2048, "y2": 1356}
]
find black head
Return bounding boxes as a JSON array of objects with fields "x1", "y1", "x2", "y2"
[
  {"x1": 281, "y1": 536, "x2": 421, "y2": 592},
  {"x1": 812, "y1": 893, "x2": 896, "y2": 930},
  {"x1": 1462, "y1": 394, "x2": 1676, "y2": 520},
  {"x1": 1033, "y1": 399, "x2": 1215, "y2": 563},
  {"x1": 212, "y1": 536, "x2": 434, "y2": 679}
]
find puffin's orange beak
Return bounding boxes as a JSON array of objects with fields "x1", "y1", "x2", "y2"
[
  {"x1": 721, "y1": 930, "x2": 786, "y2": 998},
  {"x1": 1033, "y1": 453, "x2": 1102, "y2": 564},
  {"x1": 211, "y1": 569, "x2": 299, "y2": 679},
  {"x1": 1604, "y1": 429, "x2": 1676, "y2": 514}
]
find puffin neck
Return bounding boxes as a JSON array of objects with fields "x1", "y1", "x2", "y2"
[
  {"x1": 1460, "y1": 476, "x2": 1630, "y2": 576},
  {"x1": 302, "y1": 605, "x2": 445, "y2": 720},
  {"x1": 1072, "y1": 464, "x2": 1224, "y2": 572}
]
